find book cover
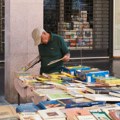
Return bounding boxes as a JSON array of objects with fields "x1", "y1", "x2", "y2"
[
  {"x1": 101, "y1": 106, "x2": 120, "y2": 118},
  {"x1": 109, "y1": 109, "x2": 120, "y2": 120},
  {"x1": 38, "y1": 108, "x2": 66, "y2": 120},
  {"x1": 33, "y1": 88, "x2": 66, "y2": 97},
  {"x1": 38, "y1": 100, "x2": 65, "y2": 109},
  {"x1": 76, "y1": 108, "x2": 96, "y2": 120},
  {"x1": 63, "y1": 108, "x2": 96, "y2": 120},
  {"x1": 16, "y1": 103, "x2": 40, "y2": 112},
  {"x1": 47, "y1": 93, "x2": 73, "y2": 100},
  {"x1": 86, "y1": 86, "x2": 115, "y2": 94},
  {"x1": 62, "y1": 108, "x2": 82, "y2": 120},
  {"x1": 58, "y1": 99, "x2": 76, "y2": 105},
  {"x1": 18, "y1": 112, "x2": 42, "y2": 120},
  {"x1": 109, "y1": 90, "x2": 120, "y2": 98},
  {"x1": 65, "y1": 101, "x2": 105, "y2": 108},
  {"x1": 84, "y1": 94, "x2": 120, "y2": 101},
  {"x1": 67, "y1": 89, "x2": 84, "y2": 97},
  {"x1": 91, "y1": 111, "x2": 112, "y2": 120},
  {"x1": 86, "y1": 70, "x2": 109, "y2": 83}
]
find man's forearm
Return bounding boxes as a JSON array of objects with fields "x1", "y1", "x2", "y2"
[{"x1": 63, "y1": 53, "x2": 70, "y2": 62}]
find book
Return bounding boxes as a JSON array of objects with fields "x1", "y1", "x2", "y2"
[
  {"x1": 67, "y1": 89, "x2": 84, "y2": 97},
  {"x1": 33, "y1": 88, "x2": 66, "y2": 97},
  {"x1": 18, "y1": 112, "x2": 42, "y2": 120},
  {"x1": 109, "y1": 90, "x2": 120, "y2": 97},
  {"x1": 58, "y1": 99, "x2": 76, "y2": 106},
  {"x1": 63, "y1": 108, "x2": 96, "y2": 120},
  {"x1": 86, "y1": 86, "x2": 120, "y2": 94},
  {"x1": 84, "y1": 94, "x2": 120, "y2": 101},
  {"x1": 73, "y1": 97, "x2": 92, "y2": 103},
  {"x1": 109, "y1": 109, "x2": 120, "y2": 120},
  {"x1": 96, "y1": 77, "x2": 120, "y2": 86},
  {"x1": 29, "y1": 82, "x2": 54, "y2": 89},
  {"x1": 77, "y1": 109, "x2": 96, "y2": 120},
  {"x1": 38, "y1": 100, "x2": 65, "y2": 109},
  {"x1": 66, "y1": 101, "x2": 106, "y2": 108},
  {"x1": 16, "y1": 103, "x2": 40, "y2": 112},
  {"x1": 38, "y1": 108, "x2": 66, "y2": 120},
  {"x1": 101, "y1": 106, "x2": 120, "y2": 118},
  {"x1": 91, "y1": 111, "x2": 112, "y2": 120},
  {"x1": 86, "y1": 70, "x2": 109, "y2": 83},
  {"x1": 62, "y1": 108, "x2": 82, "y2": 120},
  {"x1": 47, "y1": 93, "x2": 73, "y2": 100}
]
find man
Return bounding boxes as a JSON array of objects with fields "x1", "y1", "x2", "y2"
[{"x1": 31, "y1": 27, "x2": 70, "y2": 74}]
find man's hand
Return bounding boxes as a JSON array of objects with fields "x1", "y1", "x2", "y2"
[{"x1": 62, "y1": 53, "x2": 70, "y2": 62}]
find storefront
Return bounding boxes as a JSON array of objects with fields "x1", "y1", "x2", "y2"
[
  {"x1": 4, "y1": 0, "x2": 120, "y2": 103},
  {"x1": 44, "y1": 0, "x2": 113, "y2": 59}
]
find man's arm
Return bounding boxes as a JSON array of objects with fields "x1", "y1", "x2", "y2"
[
  {"x1": 62, "y1": 53, "x2": 70, "y2": 62},
  {"x1": 22, "y1": 55, "x2": 41, "y2": 71}
]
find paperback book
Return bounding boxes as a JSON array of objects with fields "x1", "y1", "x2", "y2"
[
  {"x1": 38, "y1": 100, "x2": 65, "y2": 109},
  {"x1": 109, "y1": 90, "x2": 120, "y2": 98},
  {"x1": 63, "y1": 108, "x2": 96, "y2": 120},
  {"x1": 16, "y1": 103, "x2": 40, "y2": 112},
  {"x1": 86, "y1": 86, "x2": 120, "y2": 94},
  {"x1": 38, "y1": 108, "x2": 66, "y2": 120},
  {"x1": 18, "y1": 112, "x2": 42, "y2": 120},
  {"x1": 91, "y1": 111, "x2": 112, "y2": 120},
  {"x1": 47, "y1": 93, "x2": 73, "y2": 100},
  {"x1": 109, "y1": 109, "x2": 120, "y2": 120},
  {"x1": 84, "y1": 94, "x2": 120, "y2": 102}
]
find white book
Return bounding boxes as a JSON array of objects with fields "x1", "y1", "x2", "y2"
[
  {"x1": 84, "y1": 94, "x2": 120, "y2": 101},
  {"x1": 109, "y1": 91, "x2": 120, "y2": 97},
  {"x1": 67, "y1": 90, "x2": 83, "y2": 97},
  {"x1": 33, "y1": 88, "x2": 65, "y2": 96},
  {"x1": 19, "y1": 112, "x2": 42, "y2": 120},
  {"x1": 38, "y1": 108, "x2": 66, "y2": 120},
  {"x1": 77, "y1": 115, "x2": 96, "y2": 120}
]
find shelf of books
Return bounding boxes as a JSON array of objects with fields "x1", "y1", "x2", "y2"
[{"x1": 58, "y1": 11, "x2": 93, "y2": 50}]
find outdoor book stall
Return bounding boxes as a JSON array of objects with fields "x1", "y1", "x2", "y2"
[{"x1": 8, "y1": 65, "x2": 120, "y2": 120}]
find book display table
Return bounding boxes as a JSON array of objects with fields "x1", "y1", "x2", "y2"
[{"x1": 14, "y1": 67, "x2": 120, "y2": 120}]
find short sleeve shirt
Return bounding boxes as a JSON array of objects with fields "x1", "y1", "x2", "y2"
[{"x1": 38, "y1": 33, "x2": 69, "y2": 74}]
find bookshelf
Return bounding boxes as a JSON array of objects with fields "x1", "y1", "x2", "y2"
[{"x1": 58, "y1": 10, "x2": 93, "y2": 50}]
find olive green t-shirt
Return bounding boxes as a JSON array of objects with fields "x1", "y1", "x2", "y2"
[{"x1": 38, "y1": 33, "x2": 69, "y2": 74}]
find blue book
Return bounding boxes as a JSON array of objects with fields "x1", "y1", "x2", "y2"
[
  {"x1": 65, "y1": 101, "x2": 106, "y2": 108},
  {"x1": 38, "y1": 100, "x2": 65, "y2": 109},
  {"x1": 16, "y1": 103, "x2": 40, "y2": 112},
  {"x1": 116, "y1": 102, "x2": 120, "y2": 106}
]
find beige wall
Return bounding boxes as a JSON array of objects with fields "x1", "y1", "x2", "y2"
[
  {"x1": 113, "y1": 0, "x2": 120, "y2": 57},
  {"x1": 5, "y1": 0, "x2": 43, "y2": 103}
]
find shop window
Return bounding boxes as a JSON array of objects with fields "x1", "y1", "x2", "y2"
[{"x1": 44, "y1": 0, "x2": 111, "y2": 58}]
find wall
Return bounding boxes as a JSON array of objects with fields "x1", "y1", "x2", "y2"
[
  {"x1": 113, "y1": 0, "x2": 120, "y2": 57},
  {"x1": 5, "y1": 0, "x2": 43, "y2": 103}
]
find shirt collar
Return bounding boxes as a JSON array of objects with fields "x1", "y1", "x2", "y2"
[{"x1": 49, "y1": 32, "x2": 53, "y2": 41}]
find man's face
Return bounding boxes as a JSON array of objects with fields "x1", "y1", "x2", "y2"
[{"x1": 41, "y1": 31, "x2": 49, "y2": 44}]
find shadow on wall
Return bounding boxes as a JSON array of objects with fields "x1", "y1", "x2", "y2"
[{"x1": 0, "y1": 62, "x2": 4, "y2": 95}]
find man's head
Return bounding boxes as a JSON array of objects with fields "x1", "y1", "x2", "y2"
[{"x1": 32, "y1": 27, "x2": 50, "y2": 45}]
